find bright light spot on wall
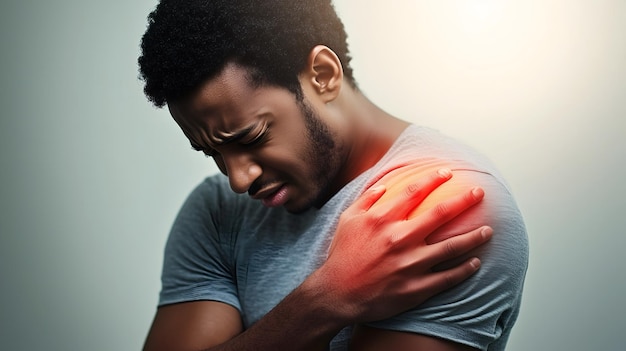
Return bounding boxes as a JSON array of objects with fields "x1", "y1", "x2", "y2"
[
  {"x1": 460, "y1": 0, "x2": 505, "y2": 32},
  {"x1": 336, "y1": 0, "x2": 621, "y2": 137},
  {"x1": 444, "y1": 1, "x2": 528, "y2": 72}
]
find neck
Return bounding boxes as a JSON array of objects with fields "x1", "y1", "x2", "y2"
[{"x1": 327, "y1": 87, "x2": 409, "y2": 197}]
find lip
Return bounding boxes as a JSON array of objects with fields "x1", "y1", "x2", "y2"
[
  {"x1": 253, "y1": 184, "x2": 289, "y2": 207},
  {"x1": 251, "y1": 183, "x2": 282, "y2": 200}
]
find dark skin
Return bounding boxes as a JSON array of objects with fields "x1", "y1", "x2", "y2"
[{"x1": 144, "y1": 46, "x2": 488, "y2": 350}]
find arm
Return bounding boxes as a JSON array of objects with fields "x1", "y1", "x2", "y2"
[
  {"x1": 144, "y1": 301, "x2": 243, "y2": 351},
  {"x1": 350, "y1": 325, "x2": 478, "y2": 351},
  {"x1": 144, "y1": 168, "x2": 491, "y2": 351}
]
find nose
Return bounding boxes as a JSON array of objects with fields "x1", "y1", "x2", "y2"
[{"x1": 221, "y1": 152, "x2": 262, "y2": 194}]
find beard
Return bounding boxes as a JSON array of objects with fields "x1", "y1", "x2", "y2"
[{"x1": 285, "y1": 98, "x2": 345, "y2": 214}]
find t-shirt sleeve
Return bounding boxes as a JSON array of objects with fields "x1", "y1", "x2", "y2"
[
  {"x1": 158, "y1": 176, "x2": 242, "y2": 312},
  {"x1": 365, "y1": 170, "x2": 529, "y2": 351}
]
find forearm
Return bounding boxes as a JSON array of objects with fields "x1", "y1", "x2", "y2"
[{"x1": 203, "y1": 273, "x2": 348, "y2": 351}]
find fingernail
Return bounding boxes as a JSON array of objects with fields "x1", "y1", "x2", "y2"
[
  {"x1": 438, "y1": 168, "x2": 452, "y2": 178},
  {"x1": 472, "y1": 187, "x2": 484, "y2": 199},
  {"x1": 470, "y1": 258, "x2": 481, "y2": 270},
  {"x1": 370, "y1": 185, "x2": 385, "y2": 192},
  {"x1": 481, "y1": 226, "x2": 493, "y2": 239}
]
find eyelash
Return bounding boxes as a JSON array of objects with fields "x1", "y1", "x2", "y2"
[
  {"x1": 241, "y1": 132, "x2": 268, "y2": 147},
  {"x1": 199, "y1": 140, "x2": 264, "y2": 159}
]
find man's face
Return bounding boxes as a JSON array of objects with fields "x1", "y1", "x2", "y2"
[{"x1": 168, "y1": 63, "x2": 345, "y2": 213}]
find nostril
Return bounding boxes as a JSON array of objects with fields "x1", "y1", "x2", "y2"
[{"x1": 248, "y1": 181, "x2": 262, "y2": 196}]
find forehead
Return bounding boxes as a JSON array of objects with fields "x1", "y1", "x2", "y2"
[
  {"x1": 171, "y1": 63, "x2": 256, "y2": 120},
  {"x1": 167, "y1": 62, "x2": 300, "y2": 148}
]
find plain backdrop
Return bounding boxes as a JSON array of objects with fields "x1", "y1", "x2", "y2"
[{"x1": 1, "y1": 0, "x2": 624, "y2": 350}]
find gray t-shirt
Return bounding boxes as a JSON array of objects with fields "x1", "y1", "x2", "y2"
[{"x1": 159, "y1": 125, "x2": 529, "y2": 350}]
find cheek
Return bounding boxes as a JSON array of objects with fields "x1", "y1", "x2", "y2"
[{"x1": 258, "y1": 143, "x2": 310, "y2": 173}]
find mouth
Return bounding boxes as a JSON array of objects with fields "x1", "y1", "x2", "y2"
[{"x1": 252, "y1": 184, "x2": 289, "y2": 208}]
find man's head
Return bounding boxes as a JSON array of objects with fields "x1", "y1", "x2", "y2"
[
  {"x1": 138, "y1": 0, "x2": 356, "y2": 107},
  {"x1": 166, "y1": 60, "x2": 347, "y2": 213},
  {"x1": 139, "y1": 1, "x2": 361, "y2": 213}
]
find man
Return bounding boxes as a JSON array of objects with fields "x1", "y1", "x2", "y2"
[{"x1": 138, "y1": 1, "x2": 528, "y2": 350}]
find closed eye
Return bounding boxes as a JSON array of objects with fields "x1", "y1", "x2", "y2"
[{"x1": 240, "y1": 130, "x2": 268, "y2": 147}]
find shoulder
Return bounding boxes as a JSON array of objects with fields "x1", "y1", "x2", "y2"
[
  {"x1": 359, "y1": 128, "x2": 528, "y2": 349},
  {"x1": 368, "y1": 125, "x2": 525, "y2": 243}
]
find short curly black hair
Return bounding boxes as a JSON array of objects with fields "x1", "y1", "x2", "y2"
[{"x1": 138, "y1": 0, "x2": 356, "y2": 107}]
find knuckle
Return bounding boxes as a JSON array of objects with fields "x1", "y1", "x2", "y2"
[
  {"x1": 387, "y1": 229, "x2": 406, "y2": 247},
  {"x1": 366, "y1": 212, "x2": 386, "y2": 227},
  {"x1": 404, "y1": 183, "x2": 422, "y2": 198},
  {"x1": 433, "y1": 202, "x2": 451, "y2": 219},
  {"x1": 443, "y1": 271, "x2": 457, "y2": 289},
  {"x1": 444, "y1": 240, "x2": 459, "y2": 257}
]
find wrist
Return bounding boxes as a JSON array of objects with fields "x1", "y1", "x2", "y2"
[{"x1": 299, "y1": 265, "x2": 360, "y2": 328}]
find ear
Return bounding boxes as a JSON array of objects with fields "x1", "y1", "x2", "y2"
[{"x1": 302, "y1": 45, "x2": 343, "y2": 102}]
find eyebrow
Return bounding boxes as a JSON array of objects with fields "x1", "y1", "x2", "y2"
[
  {"x1": 190, "y1": 119, "x2": 268, "y2": 152},
  {"x1": 210, "y1": 123, "x2": 259, "y2": 145}
]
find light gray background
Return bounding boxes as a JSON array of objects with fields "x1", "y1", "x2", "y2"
[{"x1": 1, "y1": 0, "x2": 624, "y2": 350}]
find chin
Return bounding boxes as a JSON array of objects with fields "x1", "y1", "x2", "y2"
[
  {"x1": 285, "y1": 206, "x2": 310, "y2": 215},
  {"x1": 283, "y1": 193, "x2": 321, "y2": 214},
  {"x1": 283, "y1": 199, "x2": 314, "y2": 214}
]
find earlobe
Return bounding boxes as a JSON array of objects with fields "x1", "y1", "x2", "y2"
[{"x1": 305, "y1": 45, "x2": 343, "y2": 102}]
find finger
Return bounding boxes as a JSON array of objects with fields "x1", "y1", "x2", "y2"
[
  {"x1": 372, "y1": 167, "x2": 454, "y2": 219},
  {"x1": 367, "y1": 162, "x2": 423, "y2": 187},
  {"x1": 412, "y1": 256, "x2": 483, "y2": 298},
  {"x1": 423, "y1": 226, "x2": 493, "y2": 267},
  {"x1": 407, "y1": 186, "x2": 485, "y2": 235},
  {"x1": 352, "y1": 185, "x2": 387, "y2": 213},
  {"x1": 397, "y1": 168, "x2": 454, "y2": 219}
]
